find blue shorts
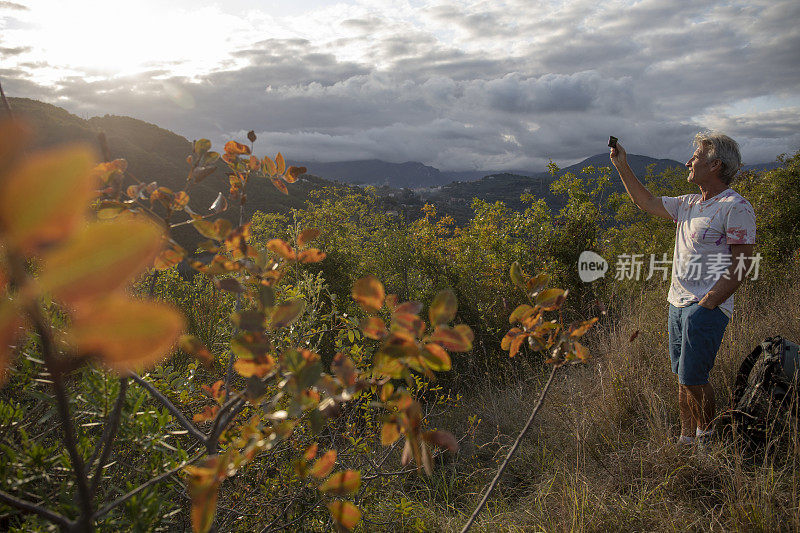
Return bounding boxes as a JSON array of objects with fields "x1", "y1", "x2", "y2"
[{"x1": 667, "y1": 303, "x2": 729, "y2": 386}]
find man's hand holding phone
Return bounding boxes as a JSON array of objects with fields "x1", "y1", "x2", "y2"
[{"x1": 609, "y1": 136, "x2": 627, "y2": 167}]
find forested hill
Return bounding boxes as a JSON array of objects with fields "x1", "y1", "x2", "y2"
[{"x1": 7, "y1": 97, "x2": 338, "y2": 250}]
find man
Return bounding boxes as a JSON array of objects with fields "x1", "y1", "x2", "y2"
[{"x1": 610, "y1": 132, "x2": 756, "y2": 445}]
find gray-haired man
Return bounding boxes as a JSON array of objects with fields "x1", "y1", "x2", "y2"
[{"x1": 610, "y1": 133, "x2": 756, "y2": 444}]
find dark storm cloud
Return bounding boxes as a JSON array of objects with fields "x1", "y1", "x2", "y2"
[{"x1": 6, "y1": 0, "x2": 799, "y2": 170}]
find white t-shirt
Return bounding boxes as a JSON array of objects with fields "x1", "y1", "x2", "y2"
[{"x1": 661, "y1": 189, "x2": 756, "y2": 317}]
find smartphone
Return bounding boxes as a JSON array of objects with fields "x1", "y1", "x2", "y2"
[{"x1": 608, "y1": 136, "x2": 618, "y2": 149}]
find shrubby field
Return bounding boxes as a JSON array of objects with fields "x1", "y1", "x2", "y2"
[{"x1": 1, "y1": 118, "x2": 798, "y2": 532}]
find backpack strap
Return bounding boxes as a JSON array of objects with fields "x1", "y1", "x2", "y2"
[{"x1": 733, "y1": 341, "x2": 766, "y2": 404}]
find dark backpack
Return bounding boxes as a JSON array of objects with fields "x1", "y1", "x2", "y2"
[{"x1": 720, "y1": 336, "x2": 800, "y2": 447}]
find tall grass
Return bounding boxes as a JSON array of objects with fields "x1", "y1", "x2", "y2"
[{"x1": 389, "y1": 260, "x2": 800, "y2": 532}]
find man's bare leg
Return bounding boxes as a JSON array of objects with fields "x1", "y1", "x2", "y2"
[
  {"x1": 684, "y1": 383, "x2": 715, "y2": 432},
  {"x1": 678, "y1": 385, "x2": 697, "y2": 437}
]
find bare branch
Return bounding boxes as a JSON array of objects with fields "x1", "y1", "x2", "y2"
[
  {"x1": 130, "y1": 373, "x2": 207, "y2": 445},
  {"x1": 459, "y1": 365, "x2": 559, "y2": 533},
  {"x1": 0, "y1": 79, "x2": 13, "y2": 119},
  {"x1": 0, "y1": 489, "x2": 71, "y2": 529}
]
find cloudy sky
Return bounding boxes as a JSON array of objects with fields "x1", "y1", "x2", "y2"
[{"x1": 1, "y1": 0, "x2": 798, "y2": 171}]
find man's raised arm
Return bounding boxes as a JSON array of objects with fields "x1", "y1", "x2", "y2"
[{"x1": 610, "y1": 142, "x2": 672, "y2": 220}]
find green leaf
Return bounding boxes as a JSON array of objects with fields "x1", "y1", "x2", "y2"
[
  {"x1": 510, "y1": 262, "x2": 526, "y2": 288},
  {"x1": 194, "y1": 139, "x2": 211, "y2": 155}
]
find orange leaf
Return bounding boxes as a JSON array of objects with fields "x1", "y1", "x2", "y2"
[
  {"x1": 392, "y1": 312, "x2": 425, "y2": 337},
  {"x1": 270, "y1": 300, "x2": 305, "y2": 329},
  {"x1": 275, "y1": 152, "x2": 285, "y2": 174},
  {"x1": 267, "y1": 239, "x2": 296, "y2": 260},
  {"x1": 304, "y1": 443, "x2": 318, "y2": 461},
  {"x1": 422, "y1": 430, "x2": 458, "y2": 452},
  {"x1": 501, "y1": 327, "x2": 523, "y2": 351},
  {"x1": 262, "y1": 155, "x2": 277, "y2": 176},
  {"x1": 536, "y1": 288, "x2": 567, "y2": 311},
  {"x1": 509, "y1": 334, "x2": 527, "y2": 358},
  {"x1": 38, "y1": 217, "x2": 165, "y2": 307},
  {"x1": 0, "y1": 145, "x2": 96, "y2": 254},
  {"x1": 186, "y1": 456, "x2": 227, "y2": 533},
  {"x1": 233, "y1": 357, "x2": 274, "y2": 378},
  {"x1": 285, "y1": 165, "x2": 306, "y2": 183},
  {"x1": 248, "y1": 155, "x2": 260, "y2": 171},
  {"x1": 327, "y1": 501, "x2": 361, "y2": 531},
  {"x1": 429, "y1": 289, "x2": 457, "y2": 325},
  {"x1": 298, "y1": 248, "x2": 326, "y2": 263},
  {"x1": 310, "y1": 450, "x2": 336, "y2": 478},
  {"x1": 193, "y1": 218, "x2": 233, "y2": 241},
  {"x1": 319, "y1": 470, "x2": 361, "y2": 496},
  {"x1": 331, "y1": 352, "x2": 358, "y2": 386},
  {"x1": 569, "y1": 317, "x2": 599, "y2": 337},
  {"x1": 381, "y1": 422, "x2": 400, "y2": 445},
  {"x1": 297, "y1": 228, "x2": 320, "y2": 247},
  {"x1": 394, "y1": 301, "x2": 423, "y2": 315},
  {"x1": 270, "y1": 177, "x2": 288, "y2": 195},
  {"x1": 352, "y1": 276, "x2": 384, "y2": 313},
  {"x1": 91, "y1": 159, "x2": 127, "y2": 183},
  {"x1": 573, "y1": 341, "x2": 590, "y2": 361},
  {"x1": 429, "y1": 326, "x2": 472, "y2": 352},
  {"x1": 179, "y1": 335, "x2": 214, "y2": 367},
  {"x1": 69, "y1": 294, "x2": 184, "y2": 373},
  {"x1": 360, "y1": 316, "x2": 387, "y2": 340},
  {"x1": 171, "y1": 190, "x2": 190, "y2": 210},
  {"x1": 224, "y1": 140, "x2": 250, "y2": 155},
  {"x1": 509, "y1": 304, "x2": 535, "y2": 324},
  {"x1": 421, "y1": 343, "x2": 451, "y2": 371},
  {"x1": 193, "y1": 404, "x2": 219, "y2": 423},
  {"x1": 154, "y1": 241, "x2": 186, "y2": 270}
]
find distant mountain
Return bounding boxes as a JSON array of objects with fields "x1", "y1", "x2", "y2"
[
  {"x1": 415, "y1": 154, "x2": 688, "y2": 224},
  {"x1": 304, "y1": 154, "x2": 689, "y2": 190},
  {"x1": 305, "y1": 160, "x2": 447, "y2": 188},
  {"x1": 8, "y1": 97, "x2": 337, "y2": 251}
]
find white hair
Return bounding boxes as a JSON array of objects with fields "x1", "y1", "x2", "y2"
[{"x1": 693, "y1": 131, "x2": 742, "y2": 185}]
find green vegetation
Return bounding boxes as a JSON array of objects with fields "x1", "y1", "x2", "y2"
[{"x1": 1, "y1": 105, "x2": 799, "y2": 532}]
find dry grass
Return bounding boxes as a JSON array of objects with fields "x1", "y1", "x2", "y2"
[{"x1": 392, "y1": 262, "x2": 800, "y2": 532}]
